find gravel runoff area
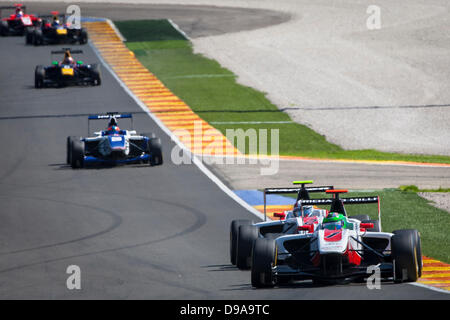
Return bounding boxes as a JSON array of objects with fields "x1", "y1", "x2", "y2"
[
  {"x1": 419, "y1": 193, "x2": 450, "y2": 213},
  {"x1": 25, "y1": 0, "x2": 450, "y2": 157}
]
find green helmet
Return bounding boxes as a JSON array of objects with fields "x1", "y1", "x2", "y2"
[{"x1": 322, "y1": 212, "x2": 347, "y2": 230}]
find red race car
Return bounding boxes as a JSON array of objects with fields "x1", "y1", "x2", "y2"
[{"x1": 0, "y1": 4, "x2": 39, "y2": 36}]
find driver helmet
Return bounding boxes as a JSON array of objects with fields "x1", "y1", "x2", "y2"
[
  {"x1": 293, "y1": 204, "x2": 314, "y2": 217},
  {"x1": 322, "y1": 212, "x2": 346, "y2": 229},
  {"x1": 16, "y1": 10, "x2": 24, "y2": 18},
  {"x1": 107, "y1": 125, "x2": 120, "y2": 134},
  {"x1": 62, "y1": 50, "x2": 74, "y2": 64},
  {"x1": 52, "y1": 15, "x2": 60, "y2": 25},
  {"x1": 302, "y1": 206, "x2": 314, "y2": 217}
]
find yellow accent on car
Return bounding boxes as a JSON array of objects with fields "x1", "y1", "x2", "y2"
[
  {"x1": 56, "y1": 28, "x2": 68, "y2": 35},
  {"x1": 61, "y1": 68, "x2": 74, "y2": 76}
]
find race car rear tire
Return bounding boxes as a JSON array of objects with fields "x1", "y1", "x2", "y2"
[
  {"x1": 35, "y1": 65, "x2": 45, "y2": 89},
  {"x1": 70, "y1": 139, "x2": 85, "y2": 169},
  {"x1": 79, "y1": 28, "x2": 88, "y2": 44},
  {"x1": 149, "y1": 137, "x2": 163, "y2": 166},
  {"x1": 230, "y1": 219, "x2": 253, "y2": 265},
  {"x1": 392, "y1": 229, "x2": 421, "y2": 283},
  {"x1": 33, "y1": 29, "x2": 43, "y2": 46},
  {"x1": 251, "y1": 238, "x2": 276, "y2": 288},
  {"x1": 66, "y1": 136, "x2": 78, "y2": 165},
  {"x1": 25, "y1": 27, "x2": 34, "y2": 44},
  {"x1": 236, "y1": 224, "x2": 259, "y2": 270},
  {"x1": 0, "y1": 21, "x2": 8, "y2": 36},
  {"x1": 90, "y1": 64, "x2": 101, "y2": 86},
  {"x1": 349, "y1": 215, "x2": 370, "y2": 222}
]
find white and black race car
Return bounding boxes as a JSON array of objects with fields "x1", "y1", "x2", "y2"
[
  {"x1": 230, "y1": 181, "x2": 334, "y2": 270},
  {"x1": 251, "y1": 190, "x2": 422, "y2": 287}
]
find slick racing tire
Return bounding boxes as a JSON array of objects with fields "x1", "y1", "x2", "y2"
[
  {"x1": 33, "y1": 28, "x2": 43, "y2": 46},
  {"x1": 236, "y1": 224, "x2": 259, "y2": 270},
  {"x1": 25, "y1": 27, "x2": 34, "y2": 44},
  {"x1": 35, "y1": 65, "x2": 45, "y2": 89},
  {"x1": 90, "y1": 64, "x2": 101, "y2": 86},
  {"x1": 148, "y1": 137, "x2": 163, "y2": 166},
  {"x1": 141, "y1": 133, "x2": 156, "y2": 163},
  {"x1": 361, "y1": 219, "x2": 381, "y2": 232},
  {"x1": 349, "y1": 215, "x2": 370, "y2": 222},
  {"x1": 79, "y1": 28, "x2": 88, "y2": 44},
  {"x1": 0, "y1": 21, "x2": 8, "y2": 36},
  {"x1": 251, "y1": 238, "x2": 276, "y2": 288},
  {"x1": 230, "y1": 220, "x2": 253, "y2": 265},
  {"x1": 392, "y1": 229, "x2": 422, "y2": 283},
  {"x1": 70, "y1": 139, "x2": 85, "y2": 169},
  {"x1": 66, "y1": 136, "x2": 78, "y2": 165}
]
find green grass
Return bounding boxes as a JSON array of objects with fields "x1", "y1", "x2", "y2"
[
  {"x1": 400, "y1": 185, "x2": 450, "y2": 193},
  {"x1": 283, "y1": 189, "x2": 450, "y2": 263},
  {"x1": 115, "y1": 19, "x2": 450, "y2": 164}
]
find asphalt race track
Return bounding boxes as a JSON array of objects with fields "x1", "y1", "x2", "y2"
[{"x1": 0, "y1": 31, "x2": 448, "y2": 299}]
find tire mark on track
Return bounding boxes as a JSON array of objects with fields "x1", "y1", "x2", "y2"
[
  {"x1": 0, "y1": 197, "x2": 207, "y2": 274},
  {"x1": 0, "y1": 194, "x2": 123, "y2": 256}
]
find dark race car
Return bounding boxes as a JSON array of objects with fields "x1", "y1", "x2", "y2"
[
  {"x1": 0, "y1": 4, "x2": 39, "y2": 36},
  {"x1": 34, "y1": 48, "x2": 101, "y2": 88},
  {"x1": 26, "y1": 11, "x2": 88, "y2": 45},
  {"x1": 67, "y1": 113, "x2": 163, "y2": 168}
]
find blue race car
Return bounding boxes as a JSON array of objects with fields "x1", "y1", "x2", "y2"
[{"x1": 67, "y1": 113, "x2": 163, "y2": 168}]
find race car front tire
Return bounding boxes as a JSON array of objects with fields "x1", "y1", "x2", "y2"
[
  {"x1": 251, "y1": 238, "x2": 276, "y2": 288},
  {"x1": 392, "y1": 229, "x2": 422, "y2": 283},
  {"x1": 236, "y1": 224, "x2": 259, "y2": 269},
  {"x1": 230, "y1": 219, "x2": 253, "y2": 265},
  {"x1": 70, "y1": 139, "x2": 85, "y2": 169}
]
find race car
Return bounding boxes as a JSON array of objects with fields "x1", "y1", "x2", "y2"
[
  {"x1": 0, "y1": 4, "x2": 39, "y2": 36},
  {"x1": 230, "y1": 181, "x2": 334, "y2": 269},
  {"x1": 251, "y1": 189, "x2": 422, "y2": 287},
  {"x1": 26, "y1": 11, "x2": 88, "y2": 45},
  {"x1": 67, "y1": 113, "x2": 163, "y2": 168},
  {"x1": 35, "y1": 48, "x2": 101, "y2": 88}
]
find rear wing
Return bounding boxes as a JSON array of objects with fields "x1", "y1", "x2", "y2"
[
  {"x1": 0, "y1": 4, "x2": 27, "y2": 13},
  {"x1": 262, "y1": 180, "x2": 334, "y2": 221},
  {"x1": 87, "y1": 113, "x2": 133, "y2": 135},
  {"x1": 299, "y1": 193, "x2": 381, "y2": 229},
  {"x1": 51, "y1": 49, "x2": 83, "y2": 55},
  {"x1": 38, "y1": 13, "x2": 66, "y2": 22},
  {"x1": 0, "y1": 4, "x2": 27, "y2": 19}
]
